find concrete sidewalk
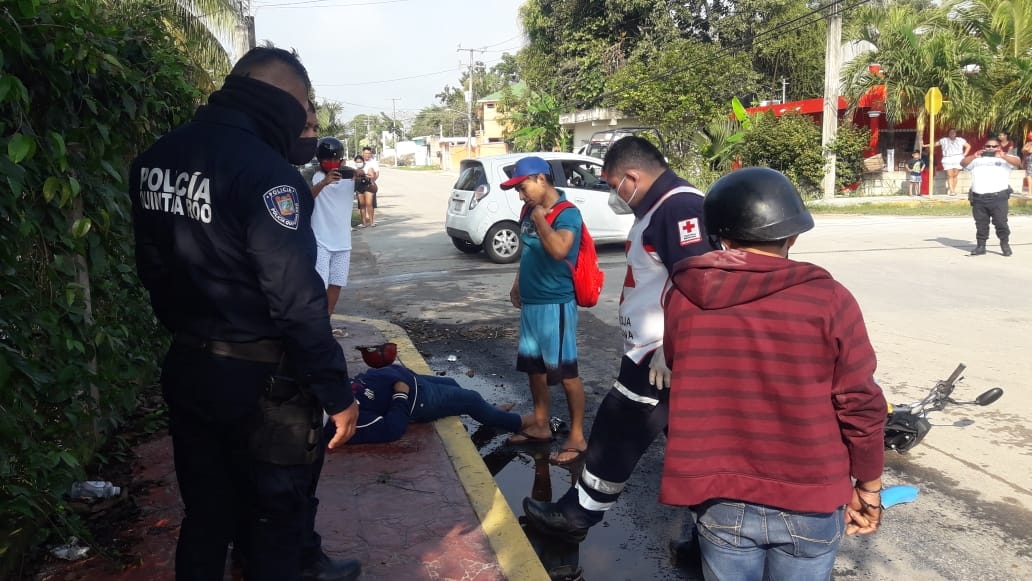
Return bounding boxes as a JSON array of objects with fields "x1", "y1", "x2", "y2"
[{"x1": 36, "y1": 316, "x2": 548, "y2": 581}]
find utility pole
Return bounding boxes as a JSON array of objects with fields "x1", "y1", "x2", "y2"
[
  {"x1": 388, "y1": 98, "x2": 401, "y2": 166},
  {"x1": 781, "y1": 77, "x2": 788, "y2": 104},
  {"x1": 232, "y1": 0, "x2": 255, "y2": 60},
  {"x1": 457, "y1": 46, "x2": 480, "y2": 159},
  {"x1": 821, "y1": 5, "x2": 843, "y2": 199}
]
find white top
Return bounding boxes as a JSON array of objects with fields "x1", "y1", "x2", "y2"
[
  {"x1": 311, "y1": 172, "x2": 354, "y2": 251},
  {"x1": 362, "y1": 158, "x2": 380, "y2": 178},
  {"x1": 939, "y1": 136, "x2": 968, "y2": 158},
  {"x1": 964, "y1": 156, "x2": 1019, "y2": 194},
  {"x1": 620, "y1": 186, "x2": 702, "y2": 363}
]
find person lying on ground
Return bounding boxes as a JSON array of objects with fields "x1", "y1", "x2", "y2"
[{"x1": 335, "y1": 364, "x2": 530, "y2": 444}]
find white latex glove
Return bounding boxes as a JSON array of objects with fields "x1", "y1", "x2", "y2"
[{"x1": 648, "y1": 345, "x2": 672, "y2": 390}]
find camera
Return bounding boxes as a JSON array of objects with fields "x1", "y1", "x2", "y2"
[
  {"x1": 334, "y1": 167, "x2": 355, "y2": 179},
  {"x1": 981, "y1": 150, "x2": 997, "y2": 157}
]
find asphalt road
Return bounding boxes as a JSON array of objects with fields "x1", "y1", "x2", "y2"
[{"x1": 344, "y1": 166, "x2": 1032, "y2": 580}]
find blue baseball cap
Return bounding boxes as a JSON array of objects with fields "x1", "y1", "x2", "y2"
[{"x1": 500, "y1": 156, "x2": 551, "y2": 190}]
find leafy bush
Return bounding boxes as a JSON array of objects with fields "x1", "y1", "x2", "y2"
[
  {"x1": 0, "y1": 0, "x2": 202, "y2": 569},
  {"x1": 738, "y1": 112, "x2": 826, "y2": 197},
  {"x1": 830, "y1": 122, "x2": 872, "y2": 192}
]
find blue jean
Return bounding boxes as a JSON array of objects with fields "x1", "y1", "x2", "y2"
[
  {"x1": 410, "y1": 375, "x2": 521, "y2": 432},
  {"x1": 696, "y1": 500, "x2": 844, "y2": 581}
]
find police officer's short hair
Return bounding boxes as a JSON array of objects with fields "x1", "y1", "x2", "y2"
[
  {"x1": 603, "y1": 136, "x2": 668, "y2": 176},
  {"x1": 231, "y1": 47, "x2": 312, "y2": 90}
]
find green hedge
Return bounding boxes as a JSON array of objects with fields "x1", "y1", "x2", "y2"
[{"x1": 0, "y1": 0, "x2": 204, "y2": 570}]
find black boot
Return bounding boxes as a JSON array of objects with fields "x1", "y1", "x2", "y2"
[
  {"x1": 971, "y1": 242, "x2": 987, "y2": 255},
  {"x1": 1001, "y1": 240, "x2": 1013, "y2": 256}
]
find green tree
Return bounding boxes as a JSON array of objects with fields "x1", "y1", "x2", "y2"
[
  {"x1": 103, "y1": 0, "x2": 241, "y2": 89},
  {"x1": 409, "y1": 106, "x2": 467, "y2": 139},
  {"x1": 606, "y1": 38, "x2": 760, "y2": 164},
  {"x1": 502, "y1": 92, "x2": 570, "y2": 153},
  {"x1": 517, "y1": 0, "x2": 680, "y2": 107}
]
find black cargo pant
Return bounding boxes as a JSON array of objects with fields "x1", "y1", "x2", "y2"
[
  {"x1": 161, "y1": 344, "x2": 322, "y2": 581},
  {"x1": 969, "y1": 189, "x2": 1010, "y2": 243},
  {"x1": 555, "y1": 354, "x2": 670, "y2": 529}
]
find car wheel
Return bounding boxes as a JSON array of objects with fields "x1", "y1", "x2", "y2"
[
  {"x1": 451, "y1": 236, "x2": 481, "y2": 254},
  {"x1": 483, "y1": 221, "x2": 521, "y2": 264}
]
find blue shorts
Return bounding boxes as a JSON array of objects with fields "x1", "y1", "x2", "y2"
[{"x1": 516, "y1": 301, "x2": 579, "y2": 385}]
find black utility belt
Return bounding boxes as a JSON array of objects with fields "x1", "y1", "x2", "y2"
[
  {"x1": 971, "y1": 188, "x2": 1011, "y2": 198},
  {"x1": 173, "y1": 333, "x2": 283, "y2": 364}
]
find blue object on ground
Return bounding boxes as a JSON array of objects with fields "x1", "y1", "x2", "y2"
[{"x1": 882, "y1": 484, "x2": 919, "y2": 508}]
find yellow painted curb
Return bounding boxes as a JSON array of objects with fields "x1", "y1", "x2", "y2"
[{"x1": 333, "y1": 315, "x2": 550, "y2": 581}]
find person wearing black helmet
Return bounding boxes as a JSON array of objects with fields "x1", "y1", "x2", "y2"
[
  {"x1": 660, "y1": 167, "x2": 887, "y2": 580},
  {"x1": 311, "y1": 137, "x2": 355, "y2": 322}
]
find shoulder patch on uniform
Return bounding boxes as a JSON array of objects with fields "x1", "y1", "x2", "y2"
[
  {"x1": 263, "y1": 185, "x2": 301, "y2": 230},
  {"x1": 677, "y1": 217, "x2": 702, "y2": 246}
]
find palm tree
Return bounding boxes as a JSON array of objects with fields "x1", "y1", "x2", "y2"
[
  {"x1": 955, "y1": 0, "x2": 1032, "y2": 134},
  {"x1": 102, "y1": 0, "x2": 241, "y2": 90},
  {"x1": 841, "y1": 3, "x2": 992, "y2": 141}
]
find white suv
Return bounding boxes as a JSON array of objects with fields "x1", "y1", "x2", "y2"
[{"x1": 444, "y1": 152, "x2": 634, "y2": 263}]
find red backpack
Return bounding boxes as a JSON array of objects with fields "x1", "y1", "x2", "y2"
[{"x1": 521, "y1": 200, "x2": 604, "y2": 307}]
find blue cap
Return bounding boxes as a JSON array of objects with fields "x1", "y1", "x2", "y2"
[{"x1": 500, "y1": 156, "x2": 551, "y2": 190}]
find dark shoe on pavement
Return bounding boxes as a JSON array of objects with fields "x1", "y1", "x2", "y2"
[
  {"x1": 522, "y1": 498, "x2": 588, "y2": 543},
  {"x1": 669, "y1": 535, "x2": 702, "y2": 572},
  {"x1": 301, "y1": 552, "x2": 361, "y2": 581},
  {"x1": 970, "y1": 243, "x2": 987, "y2": 256},
  {"x1": 1001, "y1": 241, "x2": 1013, "y2": 256}
]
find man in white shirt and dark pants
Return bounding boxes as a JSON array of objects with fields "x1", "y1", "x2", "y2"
[{"x1": 962, "y1": 136, "x2": 1021, "y2": 256}]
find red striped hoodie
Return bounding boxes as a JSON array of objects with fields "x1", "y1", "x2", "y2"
[{"x1": 660, "y1": 249, "x2": 886, "y2": 513}]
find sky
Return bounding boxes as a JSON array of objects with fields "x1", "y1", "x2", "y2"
[{"x1": 251, "y1": 0, "x2": 527, "y2": 124}]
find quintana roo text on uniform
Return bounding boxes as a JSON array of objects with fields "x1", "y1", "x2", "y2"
[{"x1": 137, "y1": 167, "x2": 214, "y2": 224}]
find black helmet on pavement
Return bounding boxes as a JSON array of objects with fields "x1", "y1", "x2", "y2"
[
  {"x1": 703, "y1": 167, "x2": 814, "y2": 242},
  {"x1": 316, "y1": 137, "x2": 344, "y2": 161}
]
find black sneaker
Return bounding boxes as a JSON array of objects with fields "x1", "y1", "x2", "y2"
[
  {"x1": 301, "y1": 552, "x2": 361, "y2": 581},
  {"x1": 522, "y1": 498, "x2": 588, "y2": 543}
]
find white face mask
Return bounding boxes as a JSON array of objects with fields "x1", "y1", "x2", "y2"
[{"x1": 608, "y1": 176, "x2": 638, "y2": 215}]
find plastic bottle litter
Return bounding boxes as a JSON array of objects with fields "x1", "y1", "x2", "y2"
[
  {"x1": 50, "y1": 537, "x2": 90, "y2": 561},
  {"x1": 70, "y1": 480, "x2": 121, "y2": 500}
]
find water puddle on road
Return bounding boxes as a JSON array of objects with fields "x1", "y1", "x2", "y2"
[{"x1": 424, "y1": 355, "x2": 699, "y2": 581}]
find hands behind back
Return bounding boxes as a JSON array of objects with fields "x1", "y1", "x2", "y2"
[{"x1": 845, "y1": 482, "x2": 883, "y2": 536}]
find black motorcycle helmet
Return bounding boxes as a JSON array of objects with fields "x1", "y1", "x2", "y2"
[
  {"x1": 316, "y1": 137, "x2": 344, "y2": 161},
  {"x1": 703, "y1": 167, "x2": 814, "y2": 242}
]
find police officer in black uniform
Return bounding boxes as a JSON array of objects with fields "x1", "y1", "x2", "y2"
[{"x1": 130, "y1": 47, "x2": 360, "y2": 581}]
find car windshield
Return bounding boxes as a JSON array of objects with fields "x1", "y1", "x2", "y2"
[{"x1": 453, "y1": 162, "x2": 488, "y2": 191}]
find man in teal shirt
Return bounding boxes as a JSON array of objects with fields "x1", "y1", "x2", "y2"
[{"x1": 504, "y1": 156, "x2": 588, "y2": 466}]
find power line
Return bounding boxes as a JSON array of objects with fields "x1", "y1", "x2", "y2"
[
  {"x1": 254, "y1": 0, "x2": 410, "y2": 9},
  {"x1": 314, "y1": 68, "x2": 458, "y2": 87}
]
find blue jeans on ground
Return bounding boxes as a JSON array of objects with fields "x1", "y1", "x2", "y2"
[
  {"x1": 695, "y1": 500, "x2": 844, "y2": 581},
  {"x1": 410, "y1": 375, "x2": 521, "y2": 432}
]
